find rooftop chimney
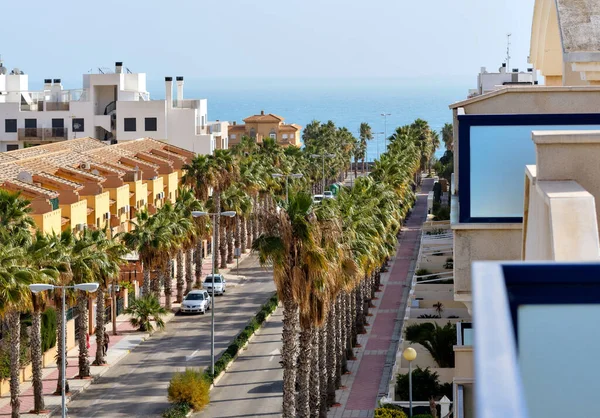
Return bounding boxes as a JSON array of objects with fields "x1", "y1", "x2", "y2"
[
  {"x1": 115, "y1": 62, "x2": 123, "y2": 74},
  {"x1": 260, "y1": 110, "x2": 265, "y2": 115},
  {"x1": 165, "y1": 77, "x2": 173, "y2": 109},
  {"x1": 233, "y1": 121, "x2": 236, "y2": 126},
  {"x1": 53, "y1": 79, "x2": 61, "y2": 84},
  {"x1": 176, "y1": 76, "x2": 184, "y2": 103},
  {"x1": 44, "y1": 79, "x2": 52, "y2": 90},
  {"x1": 512, "y1": 68, "x2": 519, "y2": 73}
]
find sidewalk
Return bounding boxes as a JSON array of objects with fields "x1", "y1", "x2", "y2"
[
  {"x1": 0, "y1": 249, "x2": 254, "y2": 418},
  {"x1": 329, "y1": 178, "x2": 433, "y2": 418}
]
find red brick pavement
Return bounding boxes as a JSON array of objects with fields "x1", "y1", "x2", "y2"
[{"x1": 343, "y1": 179, "x2": 432, "y2": 411}]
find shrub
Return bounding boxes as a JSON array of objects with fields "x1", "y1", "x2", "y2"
[
  {"x1": 41, "y1": 307, "x2": 57, "y2": 352},
  {"x1": 167, "y1": 369, "x2": 210, "y2": 411},
  {"x1": 413, "y1": 415, "x2": 434, "y2": 418},
  {"x1": 443, "y1": 257, "x2": 453, "y2": 270},
  {"x1": 418, "y1": 314, "x2": 440, "y2": 319},
  {"x1": 374, "y1": 407, "x2": 407, "y2": 418},
  {"x1": 125, "y1": 295, "x2": 168, "y2": 332},
  {"x1": 405, "y1": 322, "x2": 456, "y2": 368},
  {"x1": 162, "y1": 402, "x2": 191, "y2": 418},
  {"x1": 396, "y1": 367, "x2": 441, "y2": 401}
]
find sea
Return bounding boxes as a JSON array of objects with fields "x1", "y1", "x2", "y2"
[{"x1": 147, "y1": 76, "x2": 472, "y2": 161}]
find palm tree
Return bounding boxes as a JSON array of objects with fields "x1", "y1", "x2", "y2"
[
  {"x1": 441, "y1": 123, "x2": 453, "y2": 152},
  {"x1": 125, "y1": 295, "x2": 168, "y2": 332}
]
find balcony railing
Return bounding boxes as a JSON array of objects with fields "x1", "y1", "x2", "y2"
[
  {"x1": 173, "y1": 99, "x2": 200, "y2": 109},
  {"x1": 46, "y1": 102, "x2": 70, "y2": 111},
  {"x1": 18, "y1": 128, "x2": 69, "y2": 142}
]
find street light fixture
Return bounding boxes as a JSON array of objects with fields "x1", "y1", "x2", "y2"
[
  {"x1": 381, "y1": 113, "x2": 391, "y2": 151},
  {"x1": 372, "y1": 132, "x2": 384, "y2": 161},
  {"x1": 191, "y1": 210, "x2": 236, "y2": 380},
  {"x1": 271, "y1": 173, "x2": 303, "y2": 204},
  {"x1": 310, "y1": 153, "x2": 335, "y2": 194},
  {"x1": 29, "y1": 282, "x2": 99, "y2": 418},
  {"x1": 403, "y1": 347, "x2": 418, "y2": 418}
]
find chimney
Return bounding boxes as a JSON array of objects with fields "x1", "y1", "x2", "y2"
[
  {"x1": 165, "y1": 77, "x2": 173, "y2": 108},
  {"x1": 233, "y1": 121, "x2": 236, "y2": 126},
  {"x1": 115, "y1": 62, "x2": 123, "y2": 74},
  {"x1": 260, "y1": 110, "x2": 264, "y2": 115},
  {"x1": 52, "y1": 79, "x2": 62, "y2": 91},
  {"x1": 176, "y1": 76, "x2": 184, "y2": 102},
  {"x1": 512, "y1": 68, "x2": 519, "y2": 73},
  {"x1": 44, "y1": 79, "x2": 52, "y2": 90}
]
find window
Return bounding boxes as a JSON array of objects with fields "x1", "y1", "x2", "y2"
[
  {"x1": 51, "y1": 119, "x2": 64, "y2": 128},
  {"x1": 249, "y1": 128, "x2": 256, "y2": 138},
  {"x1": 72, "y1": 118, "x2": 84, "y2": 132},
  {"x1": 5, "y1": 119, "x2": 16, "y2": 133},
  {"x1": 269, "y1": 129, "x2": 276, "y2": 139},
  {"x1": 145, "y1": 117, "x2": 157, "y2": 132},
  {"x1": 124, "y1": 118, "x2": 136, "y2": 132},
  {"x1": 282, "y1": 134, "x2": 288, "y2": 139},
  {"x1": 230, "y1": 134, "x2": 236, "y2": 139},
  {"x1": 24, "y1": 119, "x2": 37, "y2": 129},
  {"x1": 6, "y1": 144, "x2": 18, "y2": 151}
]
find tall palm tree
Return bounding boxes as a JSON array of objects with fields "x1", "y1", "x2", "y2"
[
  {"x1": 174, "y1": 187, "x2": 203, "y2": 298},
  {"x1": 441, "y1": 122, "x2": 453, "y2": 152}
]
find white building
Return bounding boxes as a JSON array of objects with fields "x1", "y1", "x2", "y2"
[
  {"x1": 467, "y1": 63, "x2": 538, "y2": 98},
  {"x1": 0, "y1": 60, "x2": 227, "y2": 153}
]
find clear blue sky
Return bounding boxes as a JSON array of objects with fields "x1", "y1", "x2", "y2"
[{"x1": 0, "y1": 0, "x2": 535, "y2": 83}]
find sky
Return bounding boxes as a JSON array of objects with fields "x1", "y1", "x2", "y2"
[{"x1": 0, "y1": 0, "x2": 535, "y2": 84}]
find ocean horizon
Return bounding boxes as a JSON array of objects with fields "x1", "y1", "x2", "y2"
[{"x1": 146, "y1": 76, "x2": 472, "y2": 160}]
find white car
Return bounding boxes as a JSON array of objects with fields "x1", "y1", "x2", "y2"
[
  {"x1": 313, "y1": 194, "x2": 324, "y2": 204},
  {"x1": 323, "y1": 191, "x2": 334, "y2": 199},
  {"x1": 180, "y1": 290, "x2": 211, "y2": 314},
  {"x1": 203, "y1": 274, "x2": 227, "y2": 296}
]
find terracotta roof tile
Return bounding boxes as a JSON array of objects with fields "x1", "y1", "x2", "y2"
[
  {"x1": 33, "y1": 172, "x2": 82, "y2": 190},
  {"x1": 2, "y1": 179, "x2": 59, "y2": 199},
  {"x1": 243, "y1": 113, "x2": 284, "y2": 123}
]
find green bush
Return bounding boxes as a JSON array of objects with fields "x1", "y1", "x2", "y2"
[
  {"x1": 395, "y1": 366, "x2": 454, "y2": 402},
  {"x1": 167, "y1": 369, "x2": 210, "y2": 411},
  {"x1": 413, "y1": 415, "x2": 434, "y2": 418},
  {"x1": 202, "y1": 293, "x2": 278, "y2": 383},
  {"x1": 162, "y1": 402, "x2": 191, "y2": 418},
  {"x1": 374, "y1": 406, "x2": 407, "y2": 418},
  {"x1": 41, "y1": 307, "x2": 57, "y2": 352},
  {"x1": 404, "y1": 322, "x2": 456, "y2": 368}
]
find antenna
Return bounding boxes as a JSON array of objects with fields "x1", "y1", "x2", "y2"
[{"x1": 506, "y1": 33, "x2": 512, "y2": 72}]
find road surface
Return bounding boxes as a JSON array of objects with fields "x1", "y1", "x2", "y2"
[{"x1": 67, "y1": 256, "x2": 275, "y2": 418}]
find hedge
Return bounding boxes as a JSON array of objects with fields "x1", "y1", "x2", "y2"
[{"x1": 203, "y1": 293, "x2": 278, "y2": 384}]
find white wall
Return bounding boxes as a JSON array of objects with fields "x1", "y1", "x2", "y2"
[{"x1": 116, "y1": 100, "x2": 167, "y2": 141}]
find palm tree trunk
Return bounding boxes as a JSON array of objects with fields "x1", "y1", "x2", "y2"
[
  {"x1": 247, "y1": 214, "x2": 253, "y2": 250},
  {"x1": 151, "y1": 270, "x2": 161, "y2": 299},
  {"x1": 362, "y1": 158, "x2": 365, "y2": 174},
  {"x1": 226, "y1": 221, "x2": 234, "y2": 264},
  {"x1": 318, "y1": 325, "x2": 328, "y2": 418},
  {"x1": 335, "y1": 296, "x2": 343, "y2": 387},
  {"x1": 77, "y1": 293, "x2": 91, "y2": 378},
  {"x1": 194, "y1": 241, "x2": 203, "y2": 288},
  {"x1": 253, "y1": 195, "x2": 260, "y2": 238},
  {"x1": 345, "y1": 292, "x2": 354, "y2": 358},
  {"x1": 185, "y1": 248, "x2": 193, "y2": 293},
  {"x1": 356, "y1": 281, "x2": 365, "y2": 334},
  {"x1": 281, "y1": 297, "x2": 299, "y2": 418},
  {"x1": 309, "y1": 327, "x2": 320, "y2": 418},
  {"x1": 93, "y1": 289, "x2": 106, "y2": 365},
  {"x1": 8, "y1": 310, "x2": 21, "y2": 418},
  {"x1": 142, "y1": 267, "x2": 150, "y2": 297},
  {"x1": 339, "y1": 294, "x2": 348, "y2": 375},
  {"x1": 176, "y1": 250, "x2": 184, "y2": 302},
  {"x1": 296, "y1": 327, "x2": 312, "y2": 417},
  {"x1": 241, "y1": 216, "x2": 247, "y2": 254},
  {"x1": 214, "y1": 191, "x2": 221, "y2": 268},
  {"x1": 219, "y1": 222, "x2": 227, "y2": 269},
  {"x1": 164, "y1": 259, "x2": 173, "y2": 310},
  {"x1": 31, "y1": 297, "x2": 45, "y2": 413},
  {"x1": 54, "y1": 296, "x2": 70, "y2": 395},
  {"x1": 326, "y1": 301, "x2": 337, "y2": 406},
  {"x1": 350, "y1": 288, "x2": 357, "y2": 348},
  {"x1": 235, "y1": 216, "x2": 242, "y2": 256}
]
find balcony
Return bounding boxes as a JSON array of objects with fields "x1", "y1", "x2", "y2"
[
  {"x1": 45, "y1": 102, "x2": 70, "y2": 111},
  {"x1": 18, "y1": 128, "x2": 69, "y2": 142}
]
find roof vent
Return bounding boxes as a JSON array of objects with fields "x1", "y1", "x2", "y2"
[
  {"x1": 512, "y1": 68, "x2": 519, "y2": 73},
  {"x1": 260, "y1": 110, "x2": 265, "y2": 115},
  {"x1": 502, "y1": 63, "x2": 507, "y2": 68},
  {"x1": 80, "y1": 162, "x2": 91, "y2": 170},
  {"x1": 53, "y1": 79, "x2": 61, "y2": 83},
  {"x1": 17, "y1": 171, "x2": 33, "y2": 184},
  {"x1": 527, "y1": 68, "x2": 533, "y2": 72}
]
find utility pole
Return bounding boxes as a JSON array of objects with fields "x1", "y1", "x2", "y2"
[
  {"x1": 506, "y1": 33, "x2": 512, "y2": 71},
  {"x1": 381, "y1": 113, "x2": 391, "y2": 151},
  {"x1": 310, "y1": 153, "x2": 335, "y2": 193}
]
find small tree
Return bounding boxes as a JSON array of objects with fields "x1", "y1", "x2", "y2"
[
  {"x1": 167, "y1": 368, "x2": 210, "y2": 411},
  {"x1": 124, "y1": 295, "x2": 168, "y2": 332},
  {"x1": 404, "y1": 322, "x2": 456, "y2": 367},
  {"x1": 396, "y1": 366, "x2": 440, "y2": 401}
]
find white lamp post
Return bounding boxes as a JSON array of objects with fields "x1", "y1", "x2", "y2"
[
  {"x1": 30, "y1": 282, "x2": 99, "y2": 418},
  {"x1": 191, "y1": 210, "x2": 236, "y2": 380},
  {"x1": 271, "y1": 173, "x2": 303, "y2": 205},
  {"x1": 310, "y1": 153, "x2": 335, "y2": 194},
  {"x1": 381, "y1": 113, "x2": 391, "y2": 150},
  {"x1": 373, "y1": 132, "x2": 384, "y2": 161},
  {"x1": 403, "y1": 347, "x2": 418, "y2": 417}
]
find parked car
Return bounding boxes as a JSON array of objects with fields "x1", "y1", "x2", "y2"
[
  {"x1": 203, "y1": 274, "x2": 227, "y2": 296},
  {"x1": 313, "y1": 194, "x2": 324, "y2": 204},
  {"x1": 179, "y1": 290, "x2": 211, "y2": 314},
  {"x1": 323, "y1": 191, "x2": 334, "y2": 199}
]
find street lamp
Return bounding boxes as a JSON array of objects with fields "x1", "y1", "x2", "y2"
[
  {"x1": 30, "y1": 282, "x2": 99, "y2": 418},
  {"x1": 310, "y1": 153, "x2": 335, "y2": 194},
  {"x1": 403, "y1": 347, "x2": 418, "y2": 417},
  {"x1": 271, "y1": 173, "x2": 303, "y2": 204},
  {"x1": 373, "y1": 132, "x2": 384, "y2": 161},
  {"x1": 381, "y1": 113, "x2": 391, "y2": 151},
  {"x1": 191, "y1": 210, "x2": 236, "y2": 380}
]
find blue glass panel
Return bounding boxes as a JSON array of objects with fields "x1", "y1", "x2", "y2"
[{"x1": 470, "y1": 125, "x2": 600, "y2": 218}]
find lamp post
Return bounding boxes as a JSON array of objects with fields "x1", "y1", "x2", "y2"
[
  {"x1": 373, "y1": 132, "x2": 384, "y2": 161},
  {"x1": 271, "y1": 173, "x2": 303, "y2": 205},
  {"x1": 402, "y1": 347, "x2": 418, "y2": 417},
  {"x1": 381, "y1": 113, "x2": 391, "y2": 151},
  {"x1": 310, "y1": 153, "x2": 335, "y2": 194},
  {"x1": 30, "y1": 282, "x2": 99, "y2": 418},
  {"x1": 191, "y1": 210, "x2": 236, "y2": 380}
]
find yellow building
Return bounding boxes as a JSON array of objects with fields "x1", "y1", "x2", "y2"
[{"x1": 228, "y1": 111, "x2": 302, "y2": 147}]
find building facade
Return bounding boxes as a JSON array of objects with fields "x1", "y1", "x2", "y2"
[
  {"x1": 467, "y1": 64, "x2": 537, "y2": 98},
  {"x1": 0, "y1": 61, "x2": 227, "y2": 154},
  {"x1": 227, "y1": 111, "x2": 302, "y2": 147}
]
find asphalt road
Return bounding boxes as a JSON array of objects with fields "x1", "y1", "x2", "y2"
[
  {"x1": 67, "y1": 256, "x2": 275, "y2": 418},
  {"x1": 195, "y1": 308, "x2": 284, "y2": 418}
]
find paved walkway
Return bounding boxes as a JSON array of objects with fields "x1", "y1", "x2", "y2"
[
  {"x1": 0, "y1": 249, "x2": 254, "y2": 418},
  {"x1": 329, "y1": 178, "x2": 433, "y2": 418}
]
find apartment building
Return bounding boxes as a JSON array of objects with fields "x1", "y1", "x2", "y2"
[
  {"x1": 467, "y1": 64, "x2": 537, "y2": 98},
  {"x1": 0, "y1": 61, "x2": 227, "y2": 154},
  {"x1": 0, "y1": 137, "x2": 193, "y2": 236},
  {"x1": 449, "y1": 1, "x2": 600, "y2": 417},
  {"x1": 228, "y1": 110, "x2": 302, "y2": 147}
]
